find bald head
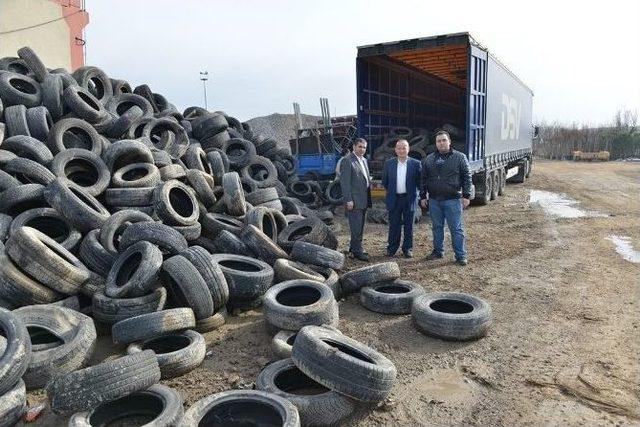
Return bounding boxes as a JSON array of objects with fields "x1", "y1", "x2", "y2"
[{"x1": 395, "y1": 139, "x2": 409, "y2": 161}]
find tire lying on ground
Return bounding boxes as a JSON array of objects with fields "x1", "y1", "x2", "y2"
[
  {"x1": 339, "y1": 262, "x2": 400, "y2": 295},
  {"x1": 411, "y1": 292, "x2": 492, "y2": 341},
  {"x1": 256, "y1": 358, "x2": 357, "y2": 427},
  {"x1": 0, "y1": 308, "x2": 31, "y2": 396},
  {"x1": 274, "y1": 259, "x2": 325, "y2": 283},
  {"x1": 0, "y1": 255, "x2": 62, "y2": 307},
  {"x1": 78, "y1": 229, "x2": 117, "y2": 277},
  {"x1": 13, "y1": 305, "x2": 97, "y2": 389},
  {"x1": 92, "y1": 287, "x2": 167, "y2": 325},
  {"x1": 290, "y1": 240, "x2": 345, "y2": 270},
  {"x1": 46, "y1": 350, "x2": 161, "y2": 415},
  {"x1": 68, "y1": 384, "x2": 183, "y2": 427},
  {"x1": 179, "y1": 389, "x2": 300, "y2": 427},
  {"x1": 181, "y1": 246, "x2": 229, "y2": 312},
  {"x1": 161, "y1": 255, "x2": 213, "y2": 320},
  {"x1": 194, "y1": 307, "x2": 227, "y2": 333},
  {"x1": 272, "y1": 330, "x2": 298, "y2": 360},
  {"x1": 263, "y1": 280, "x2": 338, "y2": 332},
  {"x1": 360, "y1": 280, "x2": 425, "y2": 315},
  {"x1": 127, "y1": 329, "x2": 206, "y2": 379},
  {"x1": 153, "y1": 179, "x2": 200, "y2": 226},
  {"x1": 210, "y1": 253, "x2": 274, "y2": 310},
  {"x1": 309, "y1": 265, "x2": 342, "y2": 299},
  {"x1": 278, "y1": 218, "x2": 337, "y2": 251},
  {"x1": 291, "y1": 325, "x2": 397, "y2": 402},
  {"x1": 111, "y1": 308, "x2": 196, "y2": 345}
]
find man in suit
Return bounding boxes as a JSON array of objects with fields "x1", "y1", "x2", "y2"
[
  {"x1": 382, "y1": 139, "x2": 422, "y2": 258},
  {"x1": 340, "y1": 138, "x2": 372, "y2": 261}
]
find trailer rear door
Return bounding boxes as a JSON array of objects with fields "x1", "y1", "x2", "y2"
[{"x1": 467, "y1": 45, "x2": 487, "y2": 165}]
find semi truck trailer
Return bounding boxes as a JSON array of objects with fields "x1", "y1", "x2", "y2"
[{"x1": 356, "y1": 32, "x2": 534, "y2": 204}]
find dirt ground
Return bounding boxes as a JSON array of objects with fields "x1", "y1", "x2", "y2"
[{"x1": 26, "y1": 160, "x2": 640, "y2": 426}]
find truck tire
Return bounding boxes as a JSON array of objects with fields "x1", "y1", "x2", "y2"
[
  {"x1": 291, "y1": 325, "x2": 396, "y2": 402},
  {"x1": 263, "y1": 280, "x2": 338, "y2": 332},
  {"x1": 473, "y1": 171, "x2": 492, "y2": 205},
  {"x1": 525, "y1": 158, "x2": 532, "y2": 178},
  {"x1": 0, "y1": 308, "x2": 31, "y2": 396},
  {"x1": 127, "y1": 330, "x2": 206, "y2": 379},
  {"x1": 179, "y1": 390, "x2": 300, "y2": 427},
  {"x1": 508, "y1": 160, "x2": 526, "y2": 184},
  {"x1": 68, "y1": 384, "x2": 183, "y2": 427},
  {"x1": 14, "y1": 305, "x2": 96, "y2": 389},
  {"x1": 412, "y1": 292, "x2": 492, "y2": 341},
  {"x1": 360, "y1": 280, "x2": 425, "y2": 315},
  {"x1": 490, "y1": 170, "x2": 499, "y2": 200},
  {"x1": 92, "y1": 287, "x2": 167, "y2": 325},
  {"x1": 497, "y1": 168, "x2": 506, "y2": 196},
  {"x1": 46, "y1": 350, "x2": 161, "y2": 414},
  {"x1": 256, "y1": 358, "x2": 357, "y2": 427}
]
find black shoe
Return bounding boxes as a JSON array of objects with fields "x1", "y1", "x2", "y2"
[
  {"x1": 354, "y1": 252, "x2": 370, "y2": 261},
  {"x1": 425, "y1": 252, "x2": 444, "y2": 261},
  {"x1": 403, "y1": 250, "x2": 413, "y2": 258},
  {"x1": 386, "y1": 250, "x2": 396, "y2": 257},
  {"x1": 455, "y1": 258, "x2": 468, "y2": 266}
]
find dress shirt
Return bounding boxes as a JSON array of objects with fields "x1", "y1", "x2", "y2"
[
  {"x1": 356, "y1": 155, "x2": 369, "y2": 187},
  {"x1": 396, "y1": 159, "x2": 407, "y2": 194}
]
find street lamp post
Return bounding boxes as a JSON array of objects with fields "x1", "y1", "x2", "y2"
[{"x1": 199, "y1": 71, "x2": 209, "y2": 110}]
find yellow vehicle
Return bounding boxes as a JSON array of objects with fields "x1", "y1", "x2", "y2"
[{"x1": 573, "y1": 151, "x2": 610, "y2": 161}]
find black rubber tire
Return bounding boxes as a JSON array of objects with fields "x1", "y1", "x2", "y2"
[
  {"x1": 256, "y1": 357, "x2": 357, "y2": 427},
  {"x1": 151, "y1": 148, "x2": 172, "y2": 168},
  {"x1": 241, "y1": 224, "x2": 289, "y2": 265},
  {"x1": 50, "y1": 148, "x2": 110, "y2": 196},
  {"x1": 271, "y1": 330, "x2": 298, "y2": 360},
  {"x1": 192, "y1": 114, "x2": 228, "y2": 140},
  {"x1": 47, "y1": 117, "x2": 103, "y2": 156},
  {"x1": 241, "y1": 155, "x2": 277, "y2": 188},
  {"x1": 245, "y1": 187, "x2": 278, "y2": 206},
  {"x1": 78, "y1": 229, "x2": 116, "y2": 277},
  {"x1": 185, "y1": 169, "x2": 216, "y2": 208},
  {"x1": 280, "y1": 197, "x2": 304, "y2": 215},
  {"x1": 0, "y1": 57, "x2": 30, "y2": 75},
  {"x1": 0, "y1": 378, "x2": 26, "y2": 427},
  {"x1": 194, "y1": 307, "x2": 227, "y2": 333},
  {"x1": 222, "y1": 171, "x2": 246, "y2": 216},
  {"x1": 497, "y1": 167, "x2": 506, "y2": 196},
  {"x1": 110, "y1": 78, "x2": 132, "y2": 96},
  {"x1": 0, "y1": 72, "x2": 41, "y2": 107},
  {"x1": 98, "y1": 210, "x2": 153, "y2": 254},
  {"x1": 67, "y1": 383, "x2": 183, "y2": 427},
  {"x1": 210, "y1": 253, "x2": 274, "y2": 306},
  {"x1": 0, "y1": 183, "x2": 48, "y2": 216},
  {"x1": 411, "y1": 292, "x2": 492, "y2": 341},
  {"x1": 339, "y1": 262, "x2": 401, "y2": 295},
  {"x1": 13, "y1": 305, "x2": 96, "y2": 390},
  {"x1": 274, "y1": 259, "x2": 325, "y2": 283},
  {"x1": 157, "y1": 164, "x2": 185, "y2": 181},
  {"x1": 3, "y1": 157, "x2": 55, "y2": 185},
  {"x1": 133, "y1": 84, "x2": 158, "y2": 112},
  {"x1": 4, "y1": 104, "x2": 30, "y2": 137},
  {"x1": 0, "y1": 308, "x2": 32, "y2": 396},
  {"x1": 41, "y1": 73, "x2": 64, "y2": 120},
  {"x1": 201, "y1": 212, "x2": 243, "y2": 238},
  {"x1": 46, "y1": 350, "x2": 161, "y2": 415},
  {"x1": 119, "y1": 222, "x2": 188, "y2": 256},
  {"x1": 264, "y1": 280, "x2": 338, "y2": 332},
  {"x1": 127, "y1": 329, "x2": 206, "y2": 379},
  {"x1": 194, "y1": 230, "x2": 251, "y2": 256},
  {"x1": 278, "y1": 218, "x2": 337, "y2": 250},
  {"x1": 71, "y1": 65, "x2": 113, "y2": 104},
  {"x1": 17, "y1": 47, "x2": 48, "y2": 82},
  {"x1": 161, "y1": 255, "x2": 213, "y2": 320},
  {"x1": 63, "y1": 85, "x2": 107, "y2": 123},
  {"x1": 142, "y1": 118, "x2": 189, "y2": 159},
  {"x1": 92, "y1": 287, "x2": 167, "y2": 325},
  {"x1": 291, "y1": 325, "x2": 397, "y2": 402},
  {"x1": 5, "y1": 226, "x2": 89, "y2": 295},
  {"x1": 111, "y1": 308, "x2": 196, "y2": 345},
  {"x1": 360, "y1": 280, "x2": 425, "y2": 315},
  {"x1": 10, "y1": 207, "x2": 80, "y2": 252},
  {"x1": 104, "y1": 186, "x2": 155, "y2": 207},
  {"x1": 205, "y1": 149, "x2": 227, "y2": 183},
  {"x1": 105, "y1": 241, "x2": 163, "y2": 298},
  {"x1": 309, "y1": 265, "x2": 342, "y2": 299},
  {"x1": 102, "y1": 139, "x2": 153, "y2": 172},
  {"x1": 489, "y1": 170, "x2": 499, "y2": 200},
  {"x1": 290, "y1": 241, "x2": 345, "y2": 270},
  {"x1": 181, "y1": 246, "x2": 229, "y2": 312},
  {"x1": 179, "y1": 389, "x2": 300, "y2": 427},
  {"x1": 153, "y1": 179, "x2": 199, "y2": 226},
  {"x1": 0, "y1": 254, "x2": 63, "y2": 306},
  {"x1": 25, "y1": 105, "x2": 52, "y2": 142},
  {"x1": 243, "y1": 206, "x2": 279, "y2": 241},
  {"x1": 182, "y1": 145, "x2": 212, "y2": 175},
  {"x1": 105, "y1": 93, "x2": 153, "y2": 117},
  {"x1": 44, "y1": 178, "x2": 110, "y2": 232},
  {"x1": 1, "y1": 135, "x2": 53, "y2": 166},
  {"x1": 0, "y1": 168, "x2": 21, "y2": 192}
]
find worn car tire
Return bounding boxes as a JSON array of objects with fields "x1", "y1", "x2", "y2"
[
  {"x1": 105, "y1": 241, "x2": 163, "y2": 298},
  {"x1": 360, "y1": 280, "x2": 425, "y2": 315},
  {"x1": 0, "y1": 308, "x2": 32, "y2": 396},
  {"x1": 50, "y1": 148, "x2": 110, "y2": 196},
  {"x1": 194, "y1": 308, "x2": 227, "y2": 333},
  {"x1": 98, "y1": 209, "x2": 153, "y2": 254},
  {"x1": 339, "y1": 262, "x2": 400, "y2": 295},
  {"x1": 161, "y1": 255, "x2": 213, "y2": 320},
  {"x1": 3, "y1": 157, "x2": 55, "y2": 185},
  {"x1": 181, "y1": 246, "x2": 229, "y2": 311},
  {"x1": 44, "y1": 178, "x2": 110, "y2": 232},
  {"x1": 47, "y1": 117, "x2": 103, "y2": 155},
  {"x1": 241, "y1": 224, "x2": 289, "y2": 265},
  {"x1": 210, "y1": 253, "x2": 273, "y2": 308},
  {"x1": 0, "y1": 255, "x2": 62, "y2": 306},
  {"x1": 119, "y1": 221, "x2": 188, "y2": 256},
  {"x1": 290, "y1": 241, "x2": 345, "y2": 270},
  {"x1": 92, "y1": 287, "x2": 167, "y2": 325},
  {"x1": 274, "y1": 259, "x2": 325, "y2": 283},
  {"x1": 1, "y1": 135, "x2": 53, "y2": 165},
  {"x1": 153, "y1": 179, "x2": 199, "y2": 226},
  {"x1": 0, "y1": 379, "x2": 26, "y2": 427},
  {"x1": 78, "y1": 229, "x2": 116, "y2": 277},
  {"x1": 111, "y1": 308, "x2": 195, "y2": 345},
  {"x1": 411, "y1": 292, "x2": 492, "y2": 341}
]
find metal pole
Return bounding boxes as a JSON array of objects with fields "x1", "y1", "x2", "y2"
[{"x1": 199, "y1": 71, "x2": 209, "y2": 110}]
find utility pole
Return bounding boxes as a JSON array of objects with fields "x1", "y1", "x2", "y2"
[{"x1": 199, "y1": 71, "x2": 209, "y2": 110}]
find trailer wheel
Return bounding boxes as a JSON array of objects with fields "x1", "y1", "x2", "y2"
[
  {"x1": 473, "y1": 172, "x2": 492, "y2": 205},
  {"x1": 497, "y1": 168, "x2": 506, "y2": 196},
  {"x1": 525, "y1": 158, "x2": 532, "y2": 178},
  {"x1": 489, "y1": 170, "x2": 498, "y2": 200}
]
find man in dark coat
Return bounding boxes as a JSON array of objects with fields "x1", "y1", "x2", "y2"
[
  {"x1": 420, "y1": 130, "x2": 472, "y2": 265},
  {"x1": 340, "y1": 138, "x2": 371, "y2": 261},
  {"x1": 382, "y1": 139, "x2": 422, "y2": 258}
]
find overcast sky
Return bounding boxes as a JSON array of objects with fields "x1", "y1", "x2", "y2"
[{"x1": 84, "y1": 0, "x2": 639, "y2": 125}]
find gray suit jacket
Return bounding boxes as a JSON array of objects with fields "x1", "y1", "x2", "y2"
[{"x1": 339, "y1": 152, "x2": 370, "y2": 209}]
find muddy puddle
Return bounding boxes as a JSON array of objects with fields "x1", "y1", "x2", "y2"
[
  {"x1": 605, "y1": 235, "x2": 640, "y2": 264},
  {"x1": 529, "y1": 190, "x2": 608, "y2": 218}
]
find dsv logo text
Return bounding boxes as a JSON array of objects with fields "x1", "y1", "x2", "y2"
[{"x1": 501, "y1": 94, "x2": 521, "y2": 140}]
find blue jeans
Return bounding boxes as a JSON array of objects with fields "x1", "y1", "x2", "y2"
[{"x1": 428, "y1": 198, "x2": 467, "y2": 260}]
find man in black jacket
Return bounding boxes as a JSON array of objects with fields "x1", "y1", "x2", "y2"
[{"x1": 420, "y1": 130, "x2": 472, "y2": 266}]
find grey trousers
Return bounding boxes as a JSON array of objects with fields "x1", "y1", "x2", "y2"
[{"x1": 347, "y1": 208, "x2": 367, "y2": 255}]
